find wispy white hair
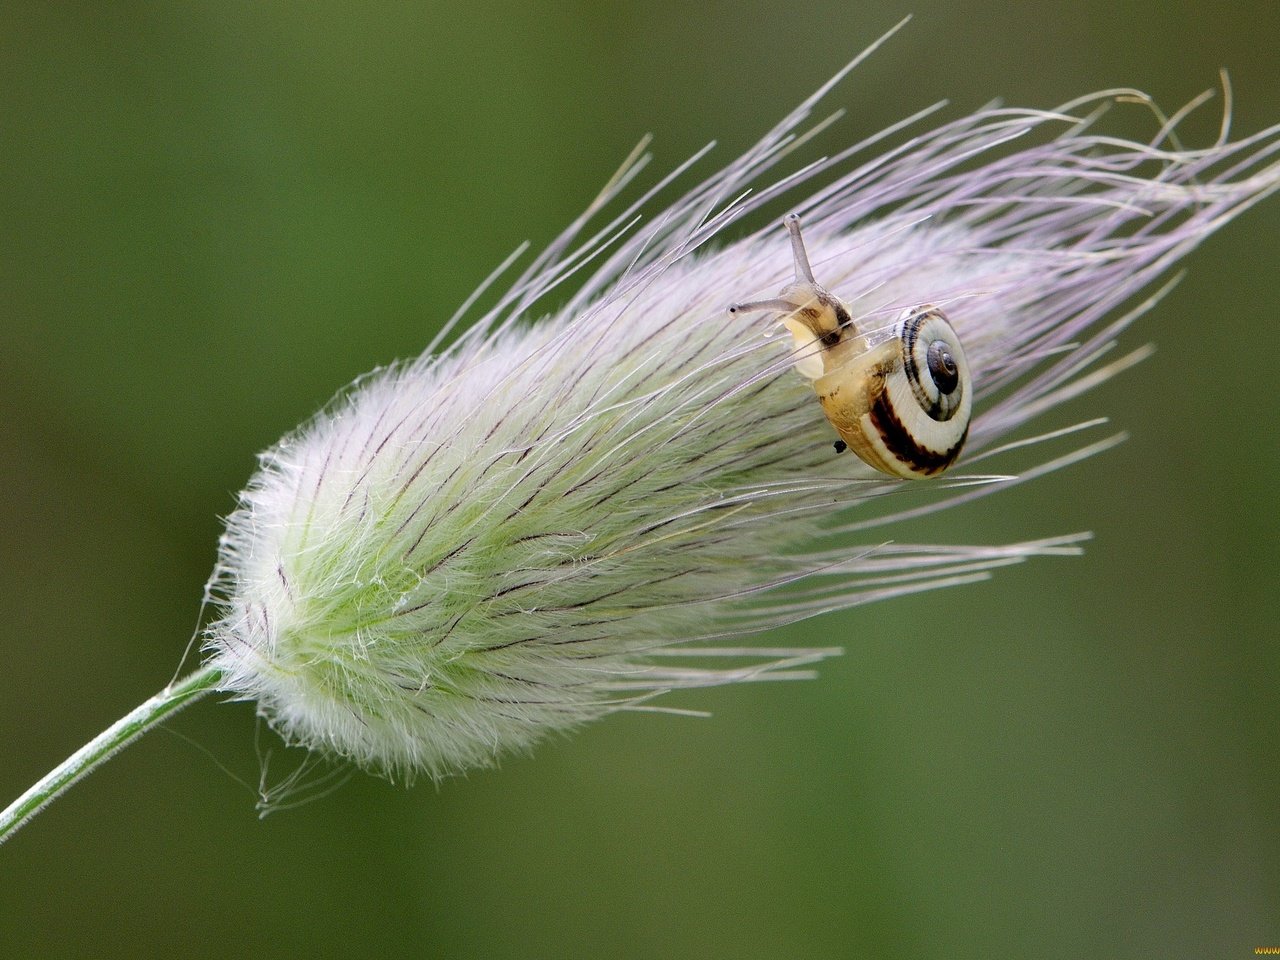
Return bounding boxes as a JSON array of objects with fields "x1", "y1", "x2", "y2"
[{"x1": 205, "y1": 32, "x2": 1280, "y2": 779}]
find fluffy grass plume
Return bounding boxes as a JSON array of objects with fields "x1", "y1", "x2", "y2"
[{"x1": 202, "y1": 46, "x2": 1280, "y2": 779}]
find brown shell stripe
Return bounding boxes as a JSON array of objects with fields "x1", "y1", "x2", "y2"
[{"x1": 868, "y1": 391, "x2": 967, "y2": 475}]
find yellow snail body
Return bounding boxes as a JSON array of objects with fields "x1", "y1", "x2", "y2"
[{"x1": 728, "y1": 215, "x2": 972, "y2": 479}]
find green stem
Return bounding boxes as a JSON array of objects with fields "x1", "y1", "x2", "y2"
[{"x1": 0, "y1": 664, "x2": 223, "y2": 846}]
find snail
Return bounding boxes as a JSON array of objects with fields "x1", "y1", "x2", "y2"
[{"x1": 728, "y1": 215, "x2": 972, "y2": 479}]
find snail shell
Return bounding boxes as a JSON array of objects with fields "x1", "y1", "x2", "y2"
[
  {"x1": 728, "y1": 215, "x2": 972, "y2": 479},
  {"x1": 814, "y1": 305, "x2": 971, "y2": 478}
]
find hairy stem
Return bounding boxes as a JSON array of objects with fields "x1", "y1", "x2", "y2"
[{"x1": 0, "y1": 664, "x2": 223, "y2": 846}]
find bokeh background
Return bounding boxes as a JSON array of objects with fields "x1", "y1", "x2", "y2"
[{"x1": 2, "y1": 2, "x2": 1277, "y2": 957}]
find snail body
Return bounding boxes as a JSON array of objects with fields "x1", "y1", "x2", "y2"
[{"x1": 729, "y1": 216, "x2": 972, "y2": 479}]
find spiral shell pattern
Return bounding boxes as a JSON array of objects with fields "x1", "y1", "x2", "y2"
[{"x1": 850, "y1": 306, "x2": 971, "y2": 478}]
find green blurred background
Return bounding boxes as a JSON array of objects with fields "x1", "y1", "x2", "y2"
[{"x1": 1, "y1": 2, "x2": 1276, "y2": 957}]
